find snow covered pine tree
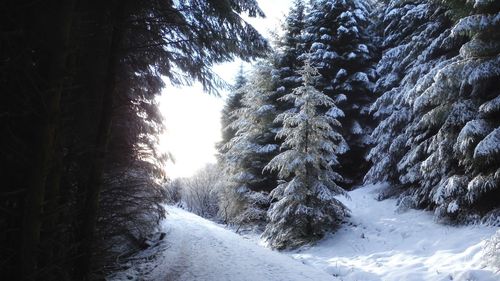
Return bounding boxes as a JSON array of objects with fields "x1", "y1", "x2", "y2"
[
  {"x1": 217, "y1": 0, "x2": 310, "y2": 226},
  {"x1": 263, "y1": 60, "x2": 349, "y2": 249},
  {"x1": 367, "y1": 0, "x2": 500, "y2": 223},
  {"x1": 272, "y1": 0, "x2": 308, "y2": 107},
  {"x1": 304, "y1": 0, "x2": 377, "y2": 187},
  {"x1": 219, "y1": 65, "x2": 247, "y2": 152},
  {"x1": 218, "y1": 62, "x2": 278, "y2": 228}
]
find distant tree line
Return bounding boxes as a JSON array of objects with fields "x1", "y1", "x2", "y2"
[{"x1": 0, "y1": 0, "x2": 268, "y2": 280}]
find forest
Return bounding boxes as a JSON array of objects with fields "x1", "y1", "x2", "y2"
[
  {"x1": 213, "y1": 0, "x2": 500, "y2": 248},
  {"x1": 1, "y1": 0, "x2": 499, "y2": 280}
]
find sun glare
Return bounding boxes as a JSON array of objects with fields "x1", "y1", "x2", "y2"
[
  {"x1": 158, "y1": 83, "x2": 225, "y2": 179},
  {"x1": 159, "y1": 0, "x2": 292, "y2": 179}
]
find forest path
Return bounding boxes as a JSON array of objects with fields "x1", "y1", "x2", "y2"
[{"x1": 146, "y1": 206, "x2": 336, "y2": 281}]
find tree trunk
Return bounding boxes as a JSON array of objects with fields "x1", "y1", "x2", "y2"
[
  {"x1": 75, "y1": 3, "x2": 125, "y2": 278},
  {"x1": 40, "y1": 138, "x2": 63, "y2": 278},
  {"x1": 20, "y1": 1, "x2": 76, "y2": 279}
]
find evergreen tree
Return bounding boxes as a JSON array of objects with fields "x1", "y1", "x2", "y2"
[
  {"x1": 367, "y1": 0, "x2": 500, "y2": 223},
  {"x1": 219, "y1": 65, "x2": 248, "y2": 154},
  {"x1": 72, "y1": 0, "x2": 270, "y2": 276},
  {"x1": 219, "y1": 62, "x2": 278, "y2": 227},
  {"x1": 262, "y1": 61, "x2": 349, "y2": 249},
  {"x1": 366, "y1": 0, "x2": 454, "y2": 185},
  {"x1": 273, "y1": 0, "x2": 308, "y2": 103},
  {"x1": 0, "y1": 0, "x2": 269, "y2": 279},
  {"x1": 218, "y1": 1, "x2": 310, "y2": 227},
  {"x1": 96, "y1": 73, "x2": 167, "y2": 268},
  {"x1": 304, "y1": 0, "x2": 377, "y2": 187}
]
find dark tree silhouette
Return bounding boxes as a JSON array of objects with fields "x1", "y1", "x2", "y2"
[{"x1": 0, "y1": 0, "x2": 268, "y2": 280}]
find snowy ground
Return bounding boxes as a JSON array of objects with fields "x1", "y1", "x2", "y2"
[
  {"x1": 110, "y1": 184, "x2": 499, "y2": 281},
  {"x1": 288, "y1": 184, "x2": 499, "y2": 281}
]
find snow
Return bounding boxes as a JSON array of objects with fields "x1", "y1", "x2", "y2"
[
  {"x1": 473, "y1": 0, "x2": 495, "y2": 9},
  {"x1": 350, "y1": 120, "x2": 363, "y2": 135},
  {"x1": 321, "y1": 34, "x2": 333, "y2": 41},
  {"x1": 322, "y1": 51, "x2": 338, "y2": 60},
  {"x1": 482, "y1": 230, "x2": 500, "y2": 271},
  {"x1": 110, "y1": 206, "x2": 336, "y2": 281},
  {"x1": 357, "y1": 44, "x2": 369, "y2": 53},
  {"x1": 288, "y1": 184, "x2": 499, "y2": 281},
  {"x1": 479, "y1": 96, "x2": 500, "y2": 115},
  {"x1": 456, "y1": 119, "x2": 492, "y2": 153},
  {"x1": 352, "y1": 72, "x2": 370, "y2": 83},
  {"x1": 447, "y1": 200, "x2": 459, "y2": 214},
  {"x1": 326, "y1": 107, "x2": 345, "y2": 118},
  {"x1": 466, "y1": 174, "x2": 498, "y2": 204},
  {"x1": 452, "y1": 13, "x2": 500, "y2": 37},
  {"x1": 474, "y1": 128, "x2": 500, "y2": 160},
  {"x1": 311, "y1": 42, "x2": 325, "y2": 51},
  {"x1": 110, "y1": 184, "x2": 499, "y2": 281},
  {"x1": 346, "y1": 52, "x2": 357, "y2": 59},
  {"x1": 337, "y1": 26, "x2": 349, "y2": 35},
  {"x1": 256, "y1": 143, "x2": 279, "y2": 154}
]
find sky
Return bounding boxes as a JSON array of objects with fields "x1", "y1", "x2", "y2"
[{"x1": 159, "y1": 0, "x2": 292, "y2": 179}]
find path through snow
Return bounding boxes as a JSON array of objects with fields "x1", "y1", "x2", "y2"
[
  {"x1": 110, "y1": 184, "x2": 498, "y2": 281},
  {"x1": 131, "y1": 206, "x2": 335, "y2": 281}
]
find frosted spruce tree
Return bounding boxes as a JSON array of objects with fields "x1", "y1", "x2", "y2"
[
  {"x1": 366, "y1": 0, "x2": 453, "y2": 185},
  {"x1": 367, "y1": 0, "x2": 500, "y2": 223},
  {"x1": 218, "y1": 1, "x2": 310, "y2": 227},
  {"x1": 303, "y1": 0, "x2": 377, "y2": 186},
  {"x1": 408, "y1": 1, "x2": 500, "y2": 223},
  {"x1": 218, "y1": 65, "x2": 247, "y2": 154},
  {"x1": 262, "y1": 61, "x2": 349, "y2": 249},
  {"x1": 218, "y1": 62, "x2": 279, "y2": 227},
  {"x1": 272, "y1": 0, "x2": 308, "y2": 102},
  {"x1": 218, "y1": 2, "x2": 309, "y2": 227}
]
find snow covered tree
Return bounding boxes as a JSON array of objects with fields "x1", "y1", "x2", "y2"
[
  {"x1": 218, "y1": 62, "x2": 278, "y2": 227},
  {"x1": 272, "y1": 0, "x2": 308, "y2": 103},
  {"x1": 219, "y1": 65, "x2": 248, "y2": 154},
  {"x1": 482, "y1": 230, "x2": 500, "y2": 271},
  {"x1": 1, "y1": 0, "x2": 269, "y2": 278},
  {"x1": 262, "y1": 61, "x2": 349, "y2": 249},
  {"x1": 179, "y1": 164, "x2": 223, "y2": 219},
  {"x1": 303, "y1": 0, "x2": 377, "y2": 186},
  {"x1": 367, "y1": 0, "x2": 500, "y2": 223},
  {"x1": 218, "y1": 1, "x2": 310, "y2": 228},
  {"x1": 366, "y1": 0, "x2": 454, "y2": 185},
  {"x1": 438, "y1": 0, "x2": 500, "y2": 21},
  {"x1": 416, "y1": 5, "x2": 500, "y2": 223}
]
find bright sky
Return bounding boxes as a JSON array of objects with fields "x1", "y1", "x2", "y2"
[{"x1": 159, "y1": 0, "x2": 292, "y2": 179}]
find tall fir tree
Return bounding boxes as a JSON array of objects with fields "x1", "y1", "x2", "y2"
[
  {"x1": 262, "y1": 61, "x2": 349, "y2": 249},
  {"x1": 219, "y1": 64, "x2": 248, "y2": 154},
  {"x1": 0, "y1": 0, "x2": 269, "y2": 278},
  {"x1": 366, "y1": 0, "x2": 453, "y2": 185},
  {"x1": 272, "y1": 0, "x2": 308, "y2": 106},
  {"x1": 367, "y1": 0, "x2": 500, "y2": 224},
  {"x1": 303, "y1": 0, "x2": 377, "y2": 187},
  {"x1": 218, "y1": 1, "x2": 311, "y2": 226},
  {"x1": 218, "y1": 62, "x2": 278, "y2": 227}
]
